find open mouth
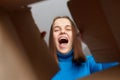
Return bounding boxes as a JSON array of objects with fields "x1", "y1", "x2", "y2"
[
  {"x1": 57, "y1": 35, "x2": 69, "y2": 49},
  {"x1": 58, "y1": 36, "x2": 69, "y2": 46},
  {"x1": 59, "y1": 38, "x2": 68, "y2": 44}
]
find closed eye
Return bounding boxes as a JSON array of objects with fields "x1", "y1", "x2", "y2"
[
  {"x1": 65, "y1": 25, "x2": 72, "y2": 31},
  {"x1": 66, "y1": 28, "x2": 71, "y2": 31},
  {"x1": 54, "y1": 29, "x2": 60, "y2": 32},
  {"x1": 53, "y1": 26, "x2": 60, "y2": 32}
]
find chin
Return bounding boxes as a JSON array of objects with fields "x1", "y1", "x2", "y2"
[{"x1": 58, "y1": 49, "x2": 71, "y2": 54}]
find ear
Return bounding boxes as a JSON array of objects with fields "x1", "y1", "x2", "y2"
[{"x1": 40, "y1": 31, "x2": 46, "y2": 39}]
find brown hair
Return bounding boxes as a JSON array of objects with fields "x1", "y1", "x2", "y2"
[{"x1": 49, "y1": 16, "x2": 86, "y2": 64}]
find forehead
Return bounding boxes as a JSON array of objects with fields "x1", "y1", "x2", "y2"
[{"x1": 53, "y1": 18, "x2": 71, "y2": 27}]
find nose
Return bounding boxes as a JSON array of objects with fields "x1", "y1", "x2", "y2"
[{"x1": 60, "y1": 29, "x2": 66, "y2": 34}]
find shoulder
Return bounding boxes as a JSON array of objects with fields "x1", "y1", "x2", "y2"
[
  {"x1": 85, "y1": 55, "x2": 96, "y2": 64},
  {"x1": 86, "y1": 55, "x2": 94, "y2": 61}
]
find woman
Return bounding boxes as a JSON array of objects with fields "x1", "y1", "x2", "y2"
[{"x1": 49, "y1": 16, "x2": 118, "y2": 80}]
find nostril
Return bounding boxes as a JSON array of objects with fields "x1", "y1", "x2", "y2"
[{"x1": 60, "y1": 32, "x2": 66, "y2": 35}]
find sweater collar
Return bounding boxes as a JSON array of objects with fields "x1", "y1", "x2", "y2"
[{"x1": 57, "y1": 49, "x2": 73, "y2": 62}]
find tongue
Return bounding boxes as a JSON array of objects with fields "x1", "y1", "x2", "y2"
[{"x1": 59, "y1": 43, "x2": 67, "y2": 49}]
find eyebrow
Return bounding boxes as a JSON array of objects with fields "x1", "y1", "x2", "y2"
[
  {"x1": 53, "y1": 26, "x2": 60, "y2": 29},
  {"x1": 53, "y1": 24, "x2": 71, "y2": 28},
  {"x1": 65, "y1": 25, "x2": 71, "y2": 28}
]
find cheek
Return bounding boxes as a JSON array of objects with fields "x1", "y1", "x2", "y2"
[
  {"x1": 69, "y1": 32, "x2": 73, "y2": 41},
  {"x1": 53, "y1": 33, "x2": 58, "y2": 42}
]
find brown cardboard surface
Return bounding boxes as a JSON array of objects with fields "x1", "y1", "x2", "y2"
[
  {"x1": 80, "y1": 65, "x2": 120, "y2": 80},
  {"x1": 10, "y1": 7, "x2": 59, "y2": 80},
  {"x1": 68, "y1": 0, "x2": 120, "y2": 62},
  {"x1": 0, "y1": 0, "x2": 44, "y2": 11},
  {"x1": 0, "y1": 10, "x2": 38, "y2": 80},
  {"x1": 100, "y1": 0, "x2": 120, "y2": 50}
]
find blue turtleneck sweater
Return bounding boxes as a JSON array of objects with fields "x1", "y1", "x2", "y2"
[{"x1": 52, "y1": 50, "x2": 119, "y2": 80}]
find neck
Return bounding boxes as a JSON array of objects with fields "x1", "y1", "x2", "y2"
[{"x1": 57, "y1": 49, "x2": 73, "y2": 62}]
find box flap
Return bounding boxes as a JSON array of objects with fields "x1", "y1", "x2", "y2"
[
  {"x1": 0, "y1": 9, "x2": 38, "y2": 80},
  {"x1": 67, "y1": 0, "x2": 120, "y2": 62},
  {"x1": 10, "y1": 7, "x2": 59, "y2": 80},
  {"x1": 0, "y1": 0, "x2": 44, "y2": 11},
  {"x1": 80, "y1": 65, "x2": 120, "y2": 80}
]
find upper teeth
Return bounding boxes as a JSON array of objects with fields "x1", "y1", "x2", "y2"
[{"x1": 59, "y1": 36, "x2": 67, "y2": 41}]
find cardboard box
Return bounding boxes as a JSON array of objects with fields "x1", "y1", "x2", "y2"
[
  {"x1": 80, "y1": 65, "x2": 120, "y2": 80},
  {"x1": 68, "y1": 0, "x2": 120, "y2": 63},
  {"x1": 68, "y1": 0, "x2": 120, "y2": 79},
  {"x1": 0, "y1": 0, "x2": 59, "y2": 80},
  {"x1": 0, "y1": 0, "x2": 120, "y2": 80},
  {"x1": 0, "y1": 0, "x2": 42, "y2": 11}
]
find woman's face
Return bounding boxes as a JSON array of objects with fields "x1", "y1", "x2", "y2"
[{"x1": 53, "y1": 18, "x2": 73, "y2": 54}]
